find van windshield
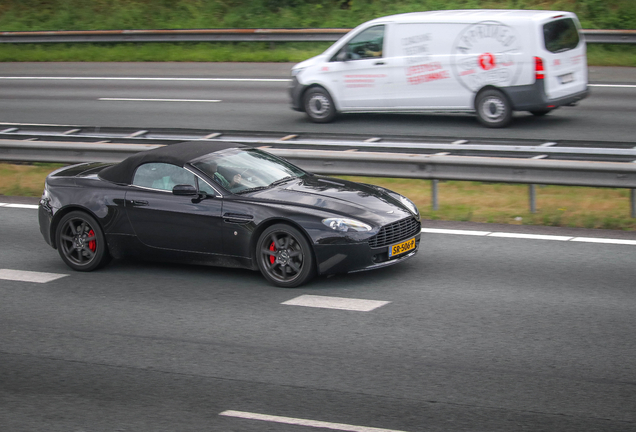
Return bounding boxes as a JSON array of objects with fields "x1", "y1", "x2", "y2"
[{"x1": 543, "y1": 18, "x2": 580, "y2": 53}]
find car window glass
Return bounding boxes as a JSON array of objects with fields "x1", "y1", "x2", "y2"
[
  {"x1": 192, "y1": 148, "x2": 305, "y2": 194},
  {"x1": 197, "y1": 176, "x2": 217, "y2": 195},
  {"x1": 543, "y1": 18, "x2": 580, "y2": 53},
  {"x1": 133, "y1": 163, "x2": 196, "y2": 192},
  {"x1": 343, "y1": 25, "x2": 385, "y2": 60}
]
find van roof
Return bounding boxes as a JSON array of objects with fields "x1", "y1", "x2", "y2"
[{"x1": 373, "y1": 9, "x2": 574, "y2": 25}]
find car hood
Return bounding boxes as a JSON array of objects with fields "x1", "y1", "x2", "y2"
[{"x1": 246, "y1": 175, "x2": 415, "y2": 226}]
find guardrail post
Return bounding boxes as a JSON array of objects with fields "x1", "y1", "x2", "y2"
[
  {"x1": 432, "y1": 179, "x2": 439, "y2": 211},
  {"x1": 529, "y1": 184, "x2": 537, "y2": 213},
  {"x1": 631, "y1": 189, "x2": 636, "y2": 218}
]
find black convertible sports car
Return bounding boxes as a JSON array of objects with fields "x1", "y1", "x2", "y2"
[{"x1": 38, "y1": 141, "x2": 421, "y2": 287}]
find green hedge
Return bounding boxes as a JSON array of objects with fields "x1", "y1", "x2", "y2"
[{"x1": 1, "y1": 0, "x2": 635, "y2": 31}]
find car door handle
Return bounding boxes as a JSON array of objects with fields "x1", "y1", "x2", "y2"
[
  {"x1": 374, "y1": 61, "x2": 385, "y2": 65},
  {"x1": 131, "y1": 200, "x2": 149, "y2": 206}
]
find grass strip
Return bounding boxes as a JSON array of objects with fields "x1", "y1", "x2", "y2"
[
  {"x1": 0, "y1": 43, "x2": 635, "y2": 66},
  {"x1": 3, "y1": 163, "x2": 634, "y2": 231}
]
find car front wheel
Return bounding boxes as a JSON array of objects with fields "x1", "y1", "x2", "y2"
[
  {"x1": 56, "y1": 211, "x2": 110, "y2": 271},
  {"x1": 256, "y1": 224, "x2": 315, "y2": 288},
  {"x1": 475, "y1": 89, "x2": 512, "y2": 128}
]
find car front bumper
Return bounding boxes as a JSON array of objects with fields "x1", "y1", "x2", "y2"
[{"x1": 313, "y1": 233, "x2": 421, "y2": 275}]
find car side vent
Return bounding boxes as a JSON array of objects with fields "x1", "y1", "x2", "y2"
[
  {"x1": 368, "y1": 217, "x2": 421, "y2": 248},
  {"x1": 223, "y1": 213, "x2": 254, "y2": 223}
]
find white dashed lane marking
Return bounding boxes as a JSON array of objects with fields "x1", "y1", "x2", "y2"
[
  {"x1": 282, "y1": 295, "x2": 390, "y2": 312},
  {"x1": 219, "y1": 410, "x2": 409, "y2": 432},
  {"x1": 0, "y1": 269, "x2": 69, "y2": 283},
  {"x1": 99, "y1": 98, "x2": 221, "y2": 103}
]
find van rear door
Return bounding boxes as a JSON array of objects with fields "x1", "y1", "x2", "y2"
[{"x1": 539, "y1": 14, "x2": 587, "y2": 100}]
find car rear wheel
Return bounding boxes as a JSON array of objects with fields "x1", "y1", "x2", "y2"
[
  {"x1": 304, "y1": 87, "x2": 336, "y2": 123},
  {"x1": 475, "y1": 89, "x2": 512, "y2": 128},
  {"x1": 56, "y1": 211, "x2": 110, "y2": 272},
  {"x1": 256, "y1": 224, "x2": 315, "y2": 288}
]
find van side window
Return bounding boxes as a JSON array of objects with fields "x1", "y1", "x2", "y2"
[
  {"x1": 543, "y1": 18, "x2": 580, "y2": 53},
  {"x1": 133, "y1": 163, "x2": 196, "y2": 192},
  {"x1": 335, "y1": 25, "x2": 385, "y2": 61}
]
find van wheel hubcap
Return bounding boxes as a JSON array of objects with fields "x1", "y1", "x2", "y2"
[
  {"x1": 481, "y1": 97, "x2": 506, "y2": 121},
  {"x1": 308, "y1": 94, "x2": 330, "y2": 118}
]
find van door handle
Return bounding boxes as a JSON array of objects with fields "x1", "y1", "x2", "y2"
[
  {"x1": 132, "y1": 200, "x2": 149, "y2": 206},
  {"x1": 374, "y1": 61, "x2": 386, "y2": 65}
]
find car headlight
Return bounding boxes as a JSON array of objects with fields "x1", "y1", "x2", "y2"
[
  {"x1": 399, "y1": 195, "x2": 419, "y2": 216},
  {"x1": 322, "y1": 217, "x2": 372, "y2": 232}
]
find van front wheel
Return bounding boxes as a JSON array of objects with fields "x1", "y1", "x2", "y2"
[
  {"x1": 475, "y1": 89, "x2": 512, "y2": 128},
  {"x1": 304, "y1": 87, "x2": 336, "y2": 123}
]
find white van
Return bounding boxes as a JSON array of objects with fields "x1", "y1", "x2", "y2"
[{"x1": 290, "y1": 9, "x2": 588, "y2": 127}]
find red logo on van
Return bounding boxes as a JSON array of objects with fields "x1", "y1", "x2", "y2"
[{"x1": 478, "y1": 53, "x2": 496, "y2": 70}]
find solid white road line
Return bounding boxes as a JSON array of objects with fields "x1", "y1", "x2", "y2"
[
  {"x1": 99, "y1": 97, "x2": 221, "y2": 103},
  {"x1": 0, "y1": 203, "x2": 39, "y2": 209},
  {"x1": 0, "y1": 76, "x2": 290, "y2": 82},
  {"x1": 282, "y1": 295, "x2": 390, "y2": 312},
  {"x1": 219, "y1": 410, "x2": 409, "y2": 432},
  {"x1": 2, "y1": 204, "x2": 634, "y2": 246},
  {"x1": 0, "y1": 269, "x2": 68, "y2": 283},
  {"x1": 421, "y1": 228, "x2": 490, "y2": 236},
  {"x1": 588, "y1": 84, "x2": 636, "y2": 88},
  {"x1": 571, "y1": 237, "x2": 636, "y2": 245},
  {"x1": 421, "y1": 228, "x2": 636, "y2": 245},
  {"x1": 488, "y1": 232, "x2": 573, "y2": 241}
]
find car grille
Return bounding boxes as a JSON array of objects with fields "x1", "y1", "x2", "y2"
[{"x1": 368, "y1": 217, "x2": 421, "y2": 248}]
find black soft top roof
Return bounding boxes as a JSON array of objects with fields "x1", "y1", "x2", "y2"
[{"x1": 99, "y1": 141, "x2": 246, "y2": 184}]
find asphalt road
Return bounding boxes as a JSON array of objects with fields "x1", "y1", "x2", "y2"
[
  {"x1": 0, "y1": 63, "x2": 635, "y2": 142},
  {"x1": 1, "y1": 207, "x2": 635, "y2": 431}
]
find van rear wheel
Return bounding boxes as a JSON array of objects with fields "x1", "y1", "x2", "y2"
[
  {"x1": 475, "y1": 89, "x2": 512, "y2": 128},
  {"x1": 304, "y1": 87, "x2": 336, "y2": 123}
]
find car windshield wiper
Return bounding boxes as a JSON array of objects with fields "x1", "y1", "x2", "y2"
[
  {"x1": 234, "y1": 185, "x2": 269, "y2": 195},
  {"x1": 269, "y1": 176, "x2": 295, "y2": 187}
]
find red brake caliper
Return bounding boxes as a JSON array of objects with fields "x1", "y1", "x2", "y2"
[
  {"x1": 88, "y1": 229, "x2": 96, "y2": 252},
  {"x1": 269, "y1": 242, "x2": 276, "y2": 264}
]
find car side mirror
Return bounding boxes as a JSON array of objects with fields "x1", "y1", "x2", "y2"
[{"x1": 172, "y1": 184, "x2": 197, "y2": 196}]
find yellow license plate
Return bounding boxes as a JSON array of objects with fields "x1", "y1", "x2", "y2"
[{"x1": 389, "y1": 237, "x2": 416, "y2": 257}]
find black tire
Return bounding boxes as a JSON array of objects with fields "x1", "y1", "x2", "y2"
[
  {"x1": 303, "y1": 87, "x2": 336, "y2": 123},
  {"x1": 55, "y1": 211, "x2": 110, "y2": 272},
  {"x1": 530, "y1": 109, "x2": 552, "y2": 116},
  {"x1": 256, "y1": 224, "x2": 315, "y2": 288},
  {"x1": 475, "y1": 89, "x2": 513, "y2": 128}
]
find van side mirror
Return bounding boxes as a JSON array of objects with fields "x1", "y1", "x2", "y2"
[
  {"x1": 336, "y1": 50, "x2": 351, "y2": 62},
  {"x1": 172, "y1": 184, "x2": 198, "y2": 196}
]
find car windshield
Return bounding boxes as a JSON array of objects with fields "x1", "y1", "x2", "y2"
[{"x1": 191, "y1": 148, "x2": 306, "y2": 193}]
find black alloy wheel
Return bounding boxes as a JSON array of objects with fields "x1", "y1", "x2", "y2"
[
  {"x1": 303, "y1": 87, "x2": 337, "y2": 123},
  {"x1": 256, "y1": 224, "x2": 315, "y2": 288},
  {"x1": 56, "y1": 211, "x2": 110, "y2": 272}
]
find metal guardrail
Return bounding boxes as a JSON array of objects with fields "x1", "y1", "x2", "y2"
[
  {"x1": 1, "y1": 139, "x2": 635, "y2": 216},
  {"x1": 2, "y1": 125, "x2": 636, "y2": 163},
  {"x1": 0, "y1": 28, "x2": 634, "y2": 44}
]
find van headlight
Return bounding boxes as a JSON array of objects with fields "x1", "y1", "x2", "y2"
[
  {"x1": 291, "y1": 67, "x2": 305, "y2": 77},
  {"x1": 399, "y1": 195, "x2": 419, "y2": 217},
  {"x1": 322, "y1": 218, "x2": 372, "y2": 232}
]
